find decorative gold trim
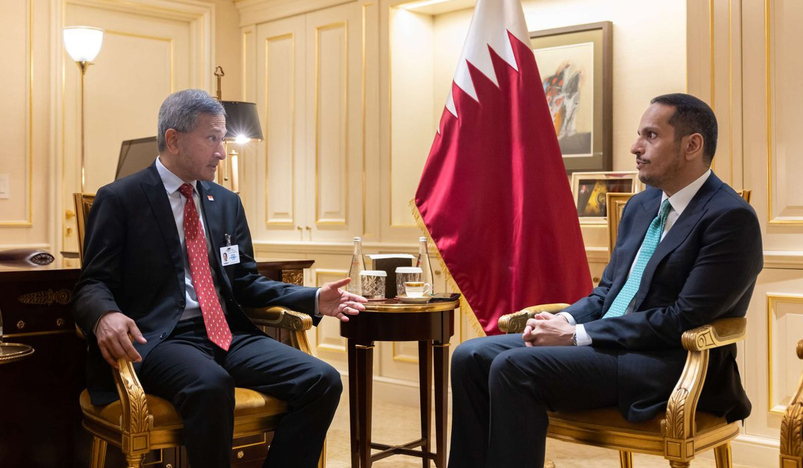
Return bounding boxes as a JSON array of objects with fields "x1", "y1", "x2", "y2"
[
  {"x1": 361, "y1": 3, "x2": 370, "y2": 237},
  {"x1": 264, "y1": 32, "x2": 297, "y2": 227},
  {"x1": 727, "y1": 0, "x2": 734, "y2": 184},
  {"x1": 105, "y1": 30, "x2": 175, "y2": 93},
  {"x1": 767, "y1": 294, "x2": 803, "y2": 414},
  {"x1": 242, "y1": 29, "x2": 252, "y2": 98},
  {"x1": 281, "y1": 269, "x2": 304, "y2": 286},
  {"x1": 392, "y1": 342, "x2": 418, "y2": 363},
  {"x1": 2, "y1": 329, "x2": 74, "y2": 338},
  {"x1": 0, "y1": 0, "x2": 34, "y2": 227},
  {"x1": 315, "y1": 21, "x2": 349, "y2": 226},
  {"x1": 709, "y1": 0, "x2": 715, "y2": 110},
  {"x1": 17, "y1": 288, "x2": 71, "y2": 306},
  {"x1": 762, "y1": 0, "x2": 801, "y2": 225},
  {"x1": 665, "y1": 387, "x2": 690, "y2": 439},
  {"x1": 388, "y1": 5, "x2": 395, "y2": 228},
  {"x1": 781, "y1": 399, "x2": 803, "y2": 457},
  {"x1": 232, "y1": 433, "x2": 267, "y2": 450}
]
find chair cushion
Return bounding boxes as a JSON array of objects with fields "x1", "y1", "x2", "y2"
[
  {"x1": 80, "y1": 387, "x2": 288, "y2": 428},
  {"x1": 548, "y1": 407, "x2": 730, "y2": 434}
]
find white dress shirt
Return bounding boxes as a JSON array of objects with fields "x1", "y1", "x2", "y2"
[{"x1": 156, "y1": 157, "x2": 229, "y2": 321}]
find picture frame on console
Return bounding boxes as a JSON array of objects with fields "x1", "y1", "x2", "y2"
[
  {"x1": 530, "y1": 21, "x2": 612, "y2": 173},
  {"x1": 571, "y1": 171, "x2": 642, "y2": 224}
]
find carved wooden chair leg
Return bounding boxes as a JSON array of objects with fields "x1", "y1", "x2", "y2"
[
  {"x1": 714, "y1": 443, "x2": 733, "y2": 468},
  {"x1": 669, "y1": 461, "x2": 691, "y2": 468},
  {"x1": 89, "y1": 437, "x2": 107, "y2": 468},
  {"x1": 619, "y1": 450, "x2": 634, "y2": 468},
  {"x1": 125, "y1": 454, "x2": 145, "y2": 468}
]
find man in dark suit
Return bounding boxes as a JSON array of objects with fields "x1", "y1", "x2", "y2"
[
  {"x1": 73, "y1": 89, "x2": 367, "y2": 468},
  {"x1": 447, "y1": 93, "x2": 763, "y2": 468}
]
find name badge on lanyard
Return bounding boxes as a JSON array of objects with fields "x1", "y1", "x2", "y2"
[{"x1": 220, "y1": 233, "x2": 240, "y2": 266}]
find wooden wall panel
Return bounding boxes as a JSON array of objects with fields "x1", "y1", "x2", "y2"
[
  {"x1": 767, "y1": 0, "x2": 803, "y2": 226},
  {"x1": 0, "y1": 0, "x2": 32, "y2": 227},
  {"x1": 314, "y1": 23, "x2": 349, "y2": 225},
  {"x1": 265, "y1": 33, "x2": 297, "y2": 226}
]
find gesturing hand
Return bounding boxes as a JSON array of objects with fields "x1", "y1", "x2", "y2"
[
  {"x1": 318, "y1": 278, "x2": 367, "y2": 322},
  {"x1": 94, "y1": 312, "x2": 147, "y2": 368}
]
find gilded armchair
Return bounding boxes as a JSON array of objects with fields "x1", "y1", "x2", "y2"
[
  {"x1": 780, "y1": 340, "x2": 803, "y2": 467},
  {"x1": 73, "y1": 193, "x2": 325, "y2": 468},
  {"x1": 499, "y1": 305, "x2": 745, "y2": 468},
  {"x1": 495, "y1": 188, "x2": 754, "y2": 468}
]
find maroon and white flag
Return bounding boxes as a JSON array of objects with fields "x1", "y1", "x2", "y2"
[{"x1": 414, "y1": 0, "x2": 592, "y2": 335}]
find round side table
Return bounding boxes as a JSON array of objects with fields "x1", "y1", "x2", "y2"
[{"x1": 340, "y1": 298, "x2": 459, "y2": 468}]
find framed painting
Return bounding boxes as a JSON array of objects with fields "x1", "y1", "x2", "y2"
[
  {"x1": 606, "y1": 192, "x2": 634, "y2": 254},
  {"x1": 531, "y1": 21, "x2": 612, "y2": 173},
  {"x1": 571, "y1": 171, "x2": 642, "y2": 224}
]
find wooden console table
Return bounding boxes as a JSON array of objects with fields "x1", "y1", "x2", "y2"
[
  {"x1": 340, "y1": 298, "x2": 458, "y2": 468},
  {"x1": 0, "y1": 259, "x2": 312, "y2": 468}
]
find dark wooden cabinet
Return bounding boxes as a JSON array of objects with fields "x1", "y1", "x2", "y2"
[{"x1": 0, "y1": 259, "x2": 312, "y2": 468}]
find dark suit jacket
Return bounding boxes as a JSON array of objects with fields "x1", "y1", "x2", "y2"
[
  {"x1": 563, "y1": 173, "x2": 762, "y2": 423},
  {"x1": 73, "y1": 163, "x2": 318, "y2": 405}
]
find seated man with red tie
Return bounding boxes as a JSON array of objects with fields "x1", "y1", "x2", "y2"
[
  {"x1": 447, "y1": 93, "x2": 763, "y2": 468},
  {"x1": 73, "y1": 89, "x2": 366, "y2": 468}
]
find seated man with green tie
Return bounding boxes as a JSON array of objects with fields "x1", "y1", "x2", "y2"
[{"x1": 447, "y1": 93, "x2": 763, "y2": 468}]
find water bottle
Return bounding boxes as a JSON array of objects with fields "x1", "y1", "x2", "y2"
[
  {"x1": 416, "y1": 236, "x2": 435, "y2": 296},
  {"x1": 347, "y1": 237, "x2": 366, "y2": 294}
]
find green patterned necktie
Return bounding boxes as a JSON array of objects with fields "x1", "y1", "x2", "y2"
[{"x1": 603, "y1": 199, "x2": 672, "y2": 319}]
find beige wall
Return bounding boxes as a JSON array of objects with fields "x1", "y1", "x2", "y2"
[
  {"x1": 0, "y1": 0, "x2": 242, "y2": 254},
  {"x1": 0, "y1": 0, "x2": 54, "y2": 249}
]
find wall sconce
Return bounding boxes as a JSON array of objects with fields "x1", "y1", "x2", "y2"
[
  {"x1": 63, "y1": 26, "x2": 104, "y2": 193},
  {"x1": 214, "y1": 66, "x2": 263, "y2": 193}
]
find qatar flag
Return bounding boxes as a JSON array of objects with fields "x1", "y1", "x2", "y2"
[{"x1": 414, "y1": 0, "x2": 592, "y2": 335}]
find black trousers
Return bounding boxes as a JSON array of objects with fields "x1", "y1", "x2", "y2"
[
  {"x1": 138, "y1": 317, "x2": 341, "y2": 468},
  {"x1": 448, "y1": 334, "x2": 619, "y2": 468}
]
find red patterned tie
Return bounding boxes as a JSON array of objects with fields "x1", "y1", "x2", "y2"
[{"x1": 178, "y1": 183, "x2": 232, "y2": 350}]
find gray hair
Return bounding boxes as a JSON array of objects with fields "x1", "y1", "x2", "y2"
[{"x1": 157, "y1": 89, "x2": 226, "y2": 152}]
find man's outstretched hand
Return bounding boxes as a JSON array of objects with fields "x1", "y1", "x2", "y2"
[{"x1": 318, "y1": 278, "x2": 367, "y2": 322}]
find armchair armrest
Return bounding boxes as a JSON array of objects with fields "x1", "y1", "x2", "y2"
[
  {"x1": 113, "y1": 358, "x2": 153, "y2": 437},
  {"x1": 245, "y1": 306, "x2": 313, "y2": 332},
  {"x1": 244, "y1": 306, "x2": 313, "y2": 355},
  {"x1": 665, "y1": 317, "x2": 746, "y2": 444},
  {"x1": 498, "y1": 303, "x2": 571, "y2": 334},
  {"x1": 681, "y1": 317, "x2": 746, "y2": 351}
]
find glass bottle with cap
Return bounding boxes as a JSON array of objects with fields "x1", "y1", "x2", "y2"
[
  {"x1": 416, "y1": 236, "x2": 435, "y2": 296},
  {"x1": 347, "y1": 237, "x2": 366, "y2": 294}
]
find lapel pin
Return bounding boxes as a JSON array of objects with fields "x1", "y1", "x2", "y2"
[{"x1": 207, "y1": 195, "x2": 214, "y2": 201}]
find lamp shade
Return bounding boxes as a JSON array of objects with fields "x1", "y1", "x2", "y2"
[
  {"x1": 222, "y1": 101, "x2": 264, "y2": 142},
  {"x1": 63, "y1": 26, "x2": 104, "y2": 63}
]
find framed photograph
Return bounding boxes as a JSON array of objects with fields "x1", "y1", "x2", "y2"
[
  {"x1": 606, "y1": 192, "x2": 634, "y2": 253},
  {"x1": 531, "y1": 21, "x2": 612, "y2": 173},
  {"x1": 571, "y1": 171, "x2": 642, "y2": 224}
]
